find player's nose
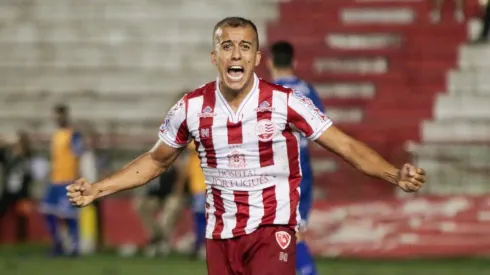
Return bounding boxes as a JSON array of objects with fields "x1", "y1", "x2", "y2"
[{"x1": 231, "y1": 47, "x2": 241, "y2": 60}]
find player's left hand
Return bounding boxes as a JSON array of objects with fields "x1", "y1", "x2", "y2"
[{"x1": 397, "y1": 163, "x2": 426, "y2": 192}]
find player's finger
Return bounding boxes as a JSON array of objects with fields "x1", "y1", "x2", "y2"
[
  {"x1": 404, "y1": 183, "x2": 418, "y2": 192},
  {"x1": 80, "y1": 181, "x2": 92, "y2": 191},
  {"x1": 409, "y1": 178, "x2": 423, "y2": 187},
  {"x1": 399, "y1": 182, "x2": 412, "y2": 192},
  {"x1": 411, "y1": 173, "x2": 425, "y2": 182},
  {"x1": 66, "y1": 184, "x2": 77, "y2": 192},
  {"x1": 66, "y1": 191, "x2": 81, "y2": 198},
  {"x1": 73, "y1": 178, "x2": 87, "y2": 188},
  {"x1": 74, "y1": 196, "x2": 84, "y2": 207},
  {"x1": 416, "y1": 168, "x2": 426, "y2": 175},
  {"x1": 75, "y1": 177, "x2": 87, "y2": 183}
]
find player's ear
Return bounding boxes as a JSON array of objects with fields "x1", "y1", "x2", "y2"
[
  {"x1": 293, "y1": 59, "x2": 298, "y2": 70},
  {"x1": 211, "y1": 50, "x2": 217, "y2": 66},
  {"x1": 254, "y1": 50, "x2": 262, "y2": 67}
]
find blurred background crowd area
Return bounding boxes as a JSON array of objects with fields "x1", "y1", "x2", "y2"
[{"x1": 1, "y1": 0, "x2": 490, "y2": 273}]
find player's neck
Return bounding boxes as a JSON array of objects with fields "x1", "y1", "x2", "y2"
[
  {"x1": 219, "y1": 76, "x2": 255, "y2": 112},
  {"x1": 272, "y1": 69, "x2": 295, "y2": 82}
]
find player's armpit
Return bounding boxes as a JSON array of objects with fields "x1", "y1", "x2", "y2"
[
  {"x1": 93, "y1": 140, "x2": 185, "y2": 199},
  {"x1": 314, "y1": 125, "x2": 400, "y2": 185}
]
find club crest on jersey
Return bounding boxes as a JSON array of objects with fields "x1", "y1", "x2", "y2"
[
  {"x1": 254, "y1": 101, "x2": 275, "y2": 112},
  {"x1": 159, "y1": 118, "x2": 170, "y2": 133},
  {"x1": 227, "y1": 150, "x2": 246, "y2": 168},
  {"x1": 275, "y1": 231, "x2": 291, "y2": 250},
  {"x1": 198, "y1": 106, "x2": 217, "y2": 118},
  {"x1": 255, "y1": 119, "x2": 276, "y2": 142}
]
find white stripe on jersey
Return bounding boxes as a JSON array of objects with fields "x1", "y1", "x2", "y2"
[
  {"x1": 205, "y1": 187, "x2": 216, "y2": 239},
  {"x1": 271, "y1": 90, "x2": 293, "y2": 224},
  {"x1": 187, "y1": 95, "x2": 206, "y2": 162},
  {"x1": 245, "y1": 190, "x2": 264, "y2": 234},
  {"x1": 219, "y1": 190, "x2": 237, "y2": 239},
  {"x1": 213, "y1": 113, "x2": 231, "y2": 169},
  {"x1": 295, "y1": 185, "x2": 302, "y2": 226}
]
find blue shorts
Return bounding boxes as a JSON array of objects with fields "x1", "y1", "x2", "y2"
[
  {"x1": 39, "y1": 183, "x2": 78, "y2": 218},
  {"x1": 299, "y1": 177, "x2": 313, "y2": 226},
  {"x1": 192, "y1": 192, "x2": 206, "y2": 214}
]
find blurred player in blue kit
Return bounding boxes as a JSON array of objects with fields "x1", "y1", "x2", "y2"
[
  {"x1": 39, "y1": 104, "x2": 84, "y2": 256},
  {"x1": 267, "y1": 41, "x2": 324, "y2": 275}
]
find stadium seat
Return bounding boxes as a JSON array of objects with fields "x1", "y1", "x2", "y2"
[
  {"x1": 0, "y1": 0, "x2": 278, "y2": 137},
  {"x1": 266, "y1": 0, "x2": 471, "y2": 200},
  {"x1": 410, "y1": 34, "x2": 490, "y2": 195}
]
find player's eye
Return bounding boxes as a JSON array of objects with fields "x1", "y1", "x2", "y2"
[
  {"x1": 222, "y1": 44, "x2": 232, "y2": 50},
  {"x1": 241, "y1": 45, "x2": 251, "y2": 51}
]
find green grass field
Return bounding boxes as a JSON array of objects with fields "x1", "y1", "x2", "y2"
[{"x1": 0, "y1": 245, "x2": 489, "y2": 275}]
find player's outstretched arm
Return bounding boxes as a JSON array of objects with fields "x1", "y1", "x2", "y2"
[
  {"x1": 67, "y1": 140, "x2": 184, "y2": 207},
  {"x1": 315, "y1": 125, "x2": 426, "y2": 192}
]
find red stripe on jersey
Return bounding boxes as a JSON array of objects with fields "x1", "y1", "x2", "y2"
[
  {"x1": 257, "y1": 83, "x2": 274, "y2": 167},
  {"x1": 175, "y1": 119, "x2": 189, "y2": 145},
  {"x1": 287, "y1": 105, "x2": 314, "y2": 137},
  {"x1": 199, "y1": 88, "x2": 217, "y2": 168},
  {"x1": 260, "y1": 185, "x2": 277, "y2": 224},
  {"x1": 283, "y1": 125, "x2": 301, "y2": 225},
  {"x1": 211, "y1": 187, "x2": 225, "y2": 238},
  {"x1": 227, "y1": 120, "x2": 243, "y2": 145},
  {"x1": 231, "y1": 190, "x2": 249, "y2": 236}
]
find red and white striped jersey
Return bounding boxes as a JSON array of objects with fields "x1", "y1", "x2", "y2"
[{"x1": 159, "y1": 74, "x2": 332, "y2": 239}]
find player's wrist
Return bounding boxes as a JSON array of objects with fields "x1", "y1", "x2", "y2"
[
  {"x1": 383, "y1": 167, "x2": 401, "y2": 186},
  {"x1": 394, "y1": 168, "x2": 402, "y2": 186},
  {"x1": 91, "y1": 181, "x2": 104, "y2": 200}
]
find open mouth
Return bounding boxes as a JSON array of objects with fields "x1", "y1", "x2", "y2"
[{"x1": 227, "y1": 65, "x2": 244, "y2": 81}]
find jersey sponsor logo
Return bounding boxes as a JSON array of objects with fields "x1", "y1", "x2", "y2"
[
  {"x1": 254, "y1": 101, "x2": 275, "y2": 112},
  {"x1": 209, "y1": 169, "x2": 270, "y2": 188},
  {"x1": 275, "y1": 231, "x2": 292, "y2": 250},
  {"x1": 210, "y1": 176, "x2": 269, "y2": 188},
  {"x1": 227, "y1": 149, "x2": 246, "y2": 168},
  {"x1": 255, "y1": 119, "x2": 276, "y2": 142},
  {"x1": 198, "y1": 106, "x2": 217, "y2": 118}
]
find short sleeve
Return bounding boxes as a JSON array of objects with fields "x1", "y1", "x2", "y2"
[
  {"x1": 287, "y1": 90, "x2": 332, "y2": 141},
  {"x1": 306, "y1": 84, "x2": 325, "y2": 114},
  {"x1": 158, "y1": 95, "x2": 191, "y2": 148}
]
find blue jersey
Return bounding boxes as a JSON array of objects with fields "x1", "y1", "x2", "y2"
[{"x1": 274, "y1": 76, "x2": 325, "y2": 182}]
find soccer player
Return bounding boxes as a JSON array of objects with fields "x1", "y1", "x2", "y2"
[
  {"x1": 40, "y1": 104, "x2": 84, "y2": 256},
  {"x1": 267, "y1": 41, "x2": 322, "y2": 275},
  {"x1": 66, "y1": 17, "x2": 426, "y2": 274}
]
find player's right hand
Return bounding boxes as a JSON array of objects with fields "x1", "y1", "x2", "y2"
[{"x1": 66, "y1": 178, "x2": 97, "y2": 207}]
